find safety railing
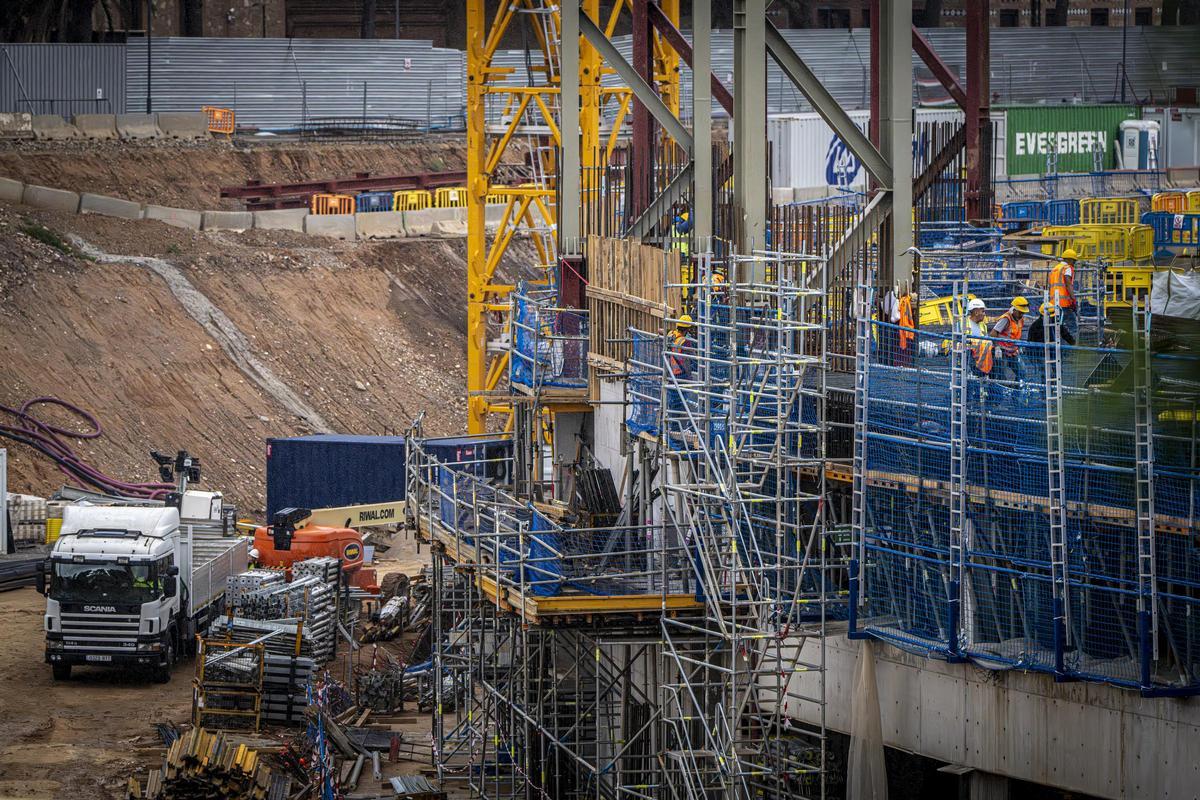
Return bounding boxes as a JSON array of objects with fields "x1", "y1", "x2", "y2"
[
  {"x1": 310, "y1": 193, "x2": 354, "y2": 215},
  {"x1": 201, "y1": 105, "x2": 235, "y2": 135},
  {"x1": 850, "y1": 300, "x2": 1200, "y2": 695},
  {"x1": 509, "y1": 288, "x2": 589, "y2": 391},
  {"x1": 393, "y1": 190, "x2": 431, "y2": 211}
]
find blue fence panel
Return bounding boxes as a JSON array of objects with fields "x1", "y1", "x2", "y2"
[{"x1": 356, "y1": 191, "x2": 394, "y2": 212}]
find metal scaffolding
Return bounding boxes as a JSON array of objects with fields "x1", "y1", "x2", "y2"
[{"x1": 411, "y1": 247, "x2": 838, "y2": 799}]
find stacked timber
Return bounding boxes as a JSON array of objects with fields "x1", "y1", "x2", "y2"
[
  {"x1": 124, "y1": 727, "x2": 287, "y2": 800},
  {"x1": 584, "y1": 235, "x2": 682, "y2": 397}
]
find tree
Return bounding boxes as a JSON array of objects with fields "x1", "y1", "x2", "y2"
[
  {"x1": 181, "y1": 0, "x2": 202, "y2": 36},
  {"x1": 61, "y1": 0, "x2": 96, "y2": 41}
]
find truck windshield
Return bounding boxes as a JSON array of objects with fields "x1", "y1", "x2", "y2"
[{"x1": 50, "y1": 561, "x2": 160, "y2": 605}]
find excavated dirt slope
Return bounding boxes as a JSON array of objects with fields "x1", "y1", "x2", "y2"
[
  {"x1": 0, "y1": 136, "x2": 470, "y2": 210},
  {"x1": 0, "y1": 201, "x2": 532, "y2": 515}
]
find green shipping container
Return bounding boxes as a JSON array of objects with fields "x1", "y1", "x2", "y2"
[{"x1": 1004, "y1": 105, "x2": 1139, "y2": 175}]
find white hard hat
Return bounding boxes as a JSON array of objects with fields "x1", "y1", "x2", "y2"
[
  {"x1": 967, "y1": 298, "x2": 987, "y2": 312},
  {"x1": 248, "y1": 547, "x2": 260, "y2": 561}
]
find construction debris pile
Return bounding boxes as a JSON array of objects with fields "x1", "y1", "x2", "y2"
[
  {"x1": 361, "y1": 569, "x2": 431, "y2": 643},
  {"x1": 124, "y1": 727, "x2": 290, "y2": 800}
]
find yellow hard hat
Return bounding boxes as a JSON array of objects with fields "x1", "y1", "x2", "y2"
[
  {"x1": 1011, "y1": 297, "x2": 1030, "y2": 312},
  {"x1": 1039, "y1": 303, "x2": 1056, "y2": 316},
  {"x1": 1061, "y1": 248, "x2": 1078, "y2": 261},
  {"x1": 677, "y1": 314, "x2": 694, "y2": 329},
  {"x1": 711, "y1": 273, "x2": 725, "y2": 284}
]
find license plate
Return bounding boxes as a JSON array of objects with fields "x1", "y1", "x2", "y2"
[{"x1": 86, "y1": 655, "x2": 112, "y2": 663}]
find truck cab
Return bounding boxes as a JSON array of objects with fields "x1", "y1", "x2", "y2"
[{"x1": 42, "y1": 497, "x2": 246, "y2": 682}]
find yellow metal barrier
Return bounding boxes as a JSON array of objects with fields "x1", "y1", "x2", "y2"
[
  {"x1": 1104, "y1": 264, "x2": 1156, "y2": 308},
  {"x1": 1080, "y1": 197, "x2": 1139, "y2": 225},
  {"x1": 1152, "y1": 192, "x2": 1188, "y2": 213},
  {"x1": 435, "y1": 187, "x2": 468, "y2": 208},
  {"x1": 393, "y1": 190, "x2": 431, "y2": 210},
  {"x1": 201, "y1": 106, "x2": 235, "y2": 135},
  {"x1": 310, "y1": 193, "x2": 354, "y2": 215},
  {"x1": 1041, "y1": 225, "x2": 1101, "y2": 259},
  {"x1": 1189, "y1": 191, "x2": 1200, "y2": 213},
  {"x1": 1041, "y1": 224, "x2": 1153, "y2": 263},
  {"x1": 917, "y1": 294, "x2": 978, "y2": 328}
]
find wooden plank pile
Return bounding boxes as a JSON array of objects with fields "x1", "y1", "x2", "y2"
[{"x1": 124, "y1": 727, "x2": 284, "y2": 800}]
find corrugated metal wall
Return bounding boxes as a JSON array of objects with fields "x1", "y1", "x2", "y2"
[
  {"x1": 493, "y1": 26, "x2": 1200, "y2": 118},
  {"x1": 0, "y1": 44, "x2": 126, "y2": 117},
  {"x1": 125, "y1": 37, "x2": 466, "y2": 131}
]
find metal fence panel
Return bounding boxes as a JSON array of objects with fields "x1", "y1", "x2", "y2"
[
  {"x1": 0, "y1": 43, "x2": 125, "y2": 117},
  {"x1": 125, "y1": 37, "x2": 466, "y2": 131}
]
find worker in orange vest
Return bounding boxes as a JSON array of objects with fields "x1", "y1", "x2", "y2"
[
  {"x1": 964, "y1": 298, "x2": 993, "y2": 377},
  {"x1": 990, "y1": 296, "x2": 1029, "y2": 382},
  {"x1": 1048, "y1": 249, "x2": 1079, "y2": 343},
  {"x1": 667, "y1": 314, "x2": 695, "y2": 381},
  {"x1": 896, "y1": 293, "x2": 916, "y2": 366}
]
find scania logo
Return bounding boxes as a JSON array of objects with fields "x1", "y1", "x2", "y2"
[{"x1": 83, "y1": 605, "x2": 117, "y2": 613}]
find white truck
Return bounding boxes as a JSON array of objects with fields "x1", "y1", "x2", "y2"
[{"x1": 39, "y1": 490, "x2": 247, "y2": 682}]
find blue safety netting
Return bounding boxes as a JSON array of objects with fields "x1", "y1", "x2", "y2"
[
  {"x1": 510, "y1": 288, "x2": 589, "y2": 390},
  {"x1": 852, "y1": 317, "x2": 1200, "y2": 694}
]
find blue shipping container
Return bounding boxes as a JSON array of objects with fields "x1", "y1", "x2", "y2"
[{"x1": 266, "y1": 434, "x2": 407, "y2": 519}]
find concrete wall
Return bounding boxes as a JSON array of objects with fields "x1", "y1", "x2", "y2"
[{"x1": 786, "y1": 635, "x2": 1200, "y2": 799}]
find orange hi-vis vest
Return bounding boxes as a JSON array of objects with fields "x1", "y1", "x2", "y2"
[
  {"x1": 1049, "y1": 261, "x2": 1076, "y2": 308},
  {"x1": 974, "y1": 339, "x2": 994, "y2": 374},
  {"x1": 667, "y1": 330, "x2": 690, "y2": 377},
  {"x1": 998, "y1": 314, "x2": 1023, "y2": 355},
  {"x1": 898, "y1": 294, "x2": 915, "y2": 351}
]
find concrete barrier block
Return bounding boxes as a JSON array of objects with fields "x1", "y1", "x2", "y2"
[
  {"x1": 145, "y1": 205, "x2": 202, "y2": 229},
  {"x1": 0, "y1": 178, "x2": 24, "y2": 204},
  {"x1": 402, "y1": 209, "x2": 434, "y2": 236},
  {"x1": 355, "y1": 210, "x2": 407, "y2": 239},
  {"x1": 484, "y1": 205, "x2": 508, "y2": 234},
  {"x1": 73, "y1": 114, "x2": 117, "y2": 140},
  {"x1": 253, "y1": 208, "x2": 308, "y2": 232},
  {"x1": 771, "y1": 187, "x2": 794, "y2": 206},
  {"x1": 155, "y1": 112, "x2": 209, "y2": 140},
  {"x1": 80, "y1": 193, "x2": 144, "y2": 220},
  {"x1": 22, "y1": 184, "x2": 80, "y2": 214},
  {"x1": 304, "y1": 213, "x2": 357, "y2": 240},
  {"x1": 0, "y1": 112, "x2": 33, "y2": 139},
  {"x1": 116, "y1": 113, "x2": 162, "y2": 140},
  {"x1": 31, "y1": 114, "x2": 79, "y2": 140},
  {"x1": 202, "y1": 210, "x2": 253, "y2": 232},
  {"x1": 431, "y1": 218, "x2": 469, "y2": 237}
]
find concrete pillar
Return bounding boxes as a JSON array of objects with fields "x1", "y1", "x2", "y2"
[
  {"x1": 692, "y1": 0, "x2": 713, "y2": 244},
  {"x1": 880, "y1": 0, "x2": 914, "y2": 288},
  {"x1": 733, "y1": 0, "x2": 767, "y2": 252}
]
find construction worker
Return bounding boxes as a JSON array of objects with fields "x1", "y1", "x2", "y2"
[
  {"x1": 674, "y1": 209, "x2": 691, "y2": 259},
  {"x1": 990, "y1": 297, "x2": 1029, "y2": 382},
  {"x1": 1027, "y1": 302, "x2": 1076, "y2": 347},
  {"x1": 667, "y1": 314, "x2": 696, "y2": 382},
  {"x1": 964, "y1": 298, "x2": 993, "y2": 377},
  {"x1": 896, "y1": 292, "x2": 916, "y2": 366},
  {"x1": 1048, "y1": 248, "x2": 1079, "y2": 343}
]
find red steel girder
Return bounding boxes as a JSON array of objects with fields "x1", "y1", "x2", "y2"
[
  {"x1": 220, "y1": 170, "x2": 468, "y2": 201},
  {"x1": 645, "y1": 2, "x2": 735, "y2": 117}
]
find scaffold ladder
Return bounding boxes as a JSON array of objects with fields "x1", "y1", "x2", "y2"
[
  {"x1": 1133, "y1": 303, "x2": 1158, "y2": 663},
  {"x1": 948, "y1": 283, "x2": 969, "y2": 655},
  {"x1": 850, "y1": 285, "x2": 873, "y2": 614},
  {"x1": 1043, "y1": 302, "x2": 1071, "y2": 671}
]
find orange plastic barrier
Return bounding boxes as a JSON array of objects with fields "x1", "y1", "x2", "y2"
[
  {"x1": 201, "y1": 106, "x2": 235, "y2": 135},
  {"x1": 311, "y1": 193, "x2": 355, "y2": 215}
]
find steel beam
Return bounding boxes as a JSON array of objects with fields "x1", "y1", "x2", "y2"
[
  {"x1": 645, "y1": 2, "x2": 735, "y2": 117},
  {"x1": 733, "y1": 0, "x2": 767, "y2": 251},
  {"x1": 578, "y1": 14, "x2": 693, "y2": 152},
  {"x1": 560, "y1": 1, "x2": 582, "y2": 245},
  {"x1": 765, "y1": 22, "x2": 892, "y2": 188},
  {"x1": 630, "y1": 0, "x2": 653, "y2": 218},
  {"x1": 911, "y1": 26, "x2": 968, "y2": 109},
  {"x1": 965, "y1": 0, "x2": 991, "y2": 220},
  {"x1": 691, "y1": 0, "x2": 713, "y2": 242},
  {"x1": 627, "y1": 163, "x2": 694, "y2": 242}
]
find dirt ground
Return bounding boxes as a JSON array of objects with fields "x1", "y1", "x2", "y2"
[
  {"x1": 0, "y1": 200, "x2": 535, "y2": 515},
  {"x1": 0, "y1": 137, "x2": 471, "y2": 210},
  {"x1": 0, "y1": 532, "x2": 443, "y2": 800}
]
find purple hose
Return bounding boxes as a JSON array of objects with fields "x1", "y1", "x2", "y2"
[{"x1": 0, "y1": 397, "x2": 174, "y2": 499}]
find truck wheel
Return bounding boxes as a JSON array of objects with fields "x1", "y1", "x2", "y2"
[
  {"x1": 153, "y1": 642, "x2": 175, "y2": 684},
  {"x1": 52, "y1": 663, "x2": 71, "y2": 681}
]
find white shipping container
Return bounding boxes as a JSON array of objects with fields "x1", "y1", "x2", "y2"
[{"x1": 768, "y1": 108, "x2": 977, "y2": 193}]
